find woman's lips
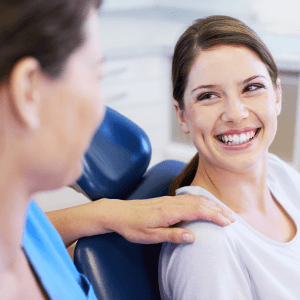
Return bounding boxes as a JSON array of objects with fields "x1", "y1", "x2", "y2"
[{"x1": 216, "y1": 128, "x2": 261, "y2": 150}]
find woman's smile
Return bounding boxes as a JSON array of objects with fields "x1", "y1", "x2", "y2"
[{"x1": 215, "y1": 127, "x2": 261, "y2": 151}]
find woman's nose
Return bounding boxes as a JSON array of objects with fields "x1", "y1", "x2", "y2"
[{"x1": 221, "y1": 97, "x2": 249, "y2": 123}]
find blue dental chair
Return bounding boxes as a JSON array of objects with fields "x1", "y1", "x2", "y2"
[{"x1": 74, "y1": 107, "x2": 186, "y2": 300}]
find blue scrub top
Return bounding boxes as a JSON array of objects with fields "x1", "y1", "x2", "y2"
[{"x1": 22, "y1": 199, "x2": 98, "y2": 300}]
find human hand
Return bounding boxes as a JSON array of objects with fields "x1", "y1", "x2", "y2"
[{"x1": 99, "y1": 194, "x2": 235, "y2": 244}]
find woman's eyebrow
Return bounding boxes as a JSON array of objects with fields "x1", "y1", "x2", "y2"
[
  {"x1": 191, "y1": 75, "x2": 267, "y2": 94},
  {"x1": 243, "y1": 75, "x2": 266, "y2": 84},
  {"x1": 191, "y1": 84, "x2": 218, "y2": 94}
]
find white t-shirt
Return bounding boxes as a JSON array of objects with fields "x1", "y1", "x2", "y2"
[{"x1": 159, "y1": 153, "x2": 300, "y2": 300}]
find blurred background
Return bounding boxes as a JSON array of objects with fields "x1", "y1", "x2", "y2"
[{"x1": 35, "y1": 0, "x2": 300, "y2": 211}]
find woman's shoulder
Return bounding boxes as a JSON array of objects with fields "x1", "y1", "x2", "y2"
[
  {"x1": 161, "y1": 219, "x2": 239, "y2": 277},
  {"x1": 160, "y1": 188, "x2": 248, "y2": 299},
  {"x1": 23, "y1": 200, "x2": 97, "y2": 299},
  {"x1": 173, "y1": 186, "x2": 238, "y2": 252},
  {"x1": 160, "y1": 217, "x2": 245, "y2": 299},
  {"x1": 267, "y1": 153, "x2": 300, "y2": 189},
  {"x1": 268, "y1": 153, "x2": 299, "y2": 177}
]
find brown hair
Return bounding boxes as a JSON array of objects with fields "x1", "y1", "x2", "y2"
[
  {"x1": 169, "y1": 15, "x2": 278, "y2": 195},
  {"x1": 0, "y1": 0, "x2": 102, "y2": 82}
]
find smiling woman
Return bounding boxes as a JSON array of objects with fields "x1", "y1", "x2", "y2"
[
  {"x1": 169, "y1": 16, "x2": 280, "y2": 194},
  {"x1": 160, "y1": 15, "x2": 300, "y2": 300}
]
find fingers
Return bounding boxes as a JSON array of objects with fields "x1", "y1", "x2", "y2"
[
  {"x1": 158, "y1": 203, "x2": 235, "y2": 227},
  {"x1": 123, "y1": 228, "x2": 195, "y2": 244},
  {"x1": 154, "y1": 228, "x2": 195, "y2": 244},
  {"x1": 196, "y1": 207, "x2": 233, "y2": 226},
  {"x1": 116, "y1": 194, "x2": 236, "y2": 245},
  {"x1": 166, "y1": 194, "x2": 236, "y2": 226},
  {"x1": 194, "y1": 203, "x2": 236, "y2": 225},
  {"x1": 175, "y1": 194, "x2": 233, "y2": 214}
]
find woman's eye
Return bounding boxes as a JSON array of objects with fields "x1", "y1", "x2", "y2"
[
  {"x1": 244, "y1": 84, "x2": 264, "y2": 92},
  {"x1": 197, "y1": 93, "x2": 218, "y2": 101}
]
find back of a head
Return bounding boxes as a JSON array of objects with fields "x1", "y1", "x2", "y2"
[
  {"x1": 0, "y1": 0, "x2": 102, "y2": 83},
  {"x1": 169, "y1": 15, "x2": 278, "y2": 196}
]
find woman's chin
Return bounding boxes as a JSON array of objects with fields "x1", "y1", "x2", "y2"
[
  {"x1": 55, "y1": 159, "x2": 84, "y2": 189},
  {"x1": 68, "y1": 160, "x2": 84, "y2": 185},
  {"x1": 217, "y1": 151, "x2": 267, "y2": 173}
]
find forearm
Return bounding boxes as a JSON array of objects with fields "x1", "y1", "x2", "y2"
[
  {"x1": 45, "y1": 199, "x2": 114, "y2": 247},
  {"x1": 46, "y1": 194, "x2": 235, "y2": 247}
]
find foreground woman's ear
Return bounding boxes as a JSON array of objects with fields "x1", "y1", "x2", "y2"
[
  {"x1": 173, "y1": 99, "x2": 190, "y2": 134},
  {"x1": 8, "y1": 57, "x2": 42, "y2": 131},
  {"x1": 275, "y1": 78, "x2": 282, "y2": 117}
]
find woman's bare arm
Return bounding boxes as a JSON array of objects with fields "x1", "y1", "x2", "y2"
[{"x1": 46, "y1": 194, "x2": 235, "y2": 248}]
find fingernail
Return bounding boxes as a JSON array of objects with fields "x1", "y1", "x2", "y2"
[
  {"x1": 223, "y1": 217, "x2": 231, "y2": 225},
  {"x1": 226, "y1": 214, "x2": 236, "y2": 222},
  {"x1": 183, "y1": 233, "x2": 193, "y2": 243},
  {"x1": 223, "y1": 211, "x2": 235, "y2": 222}
]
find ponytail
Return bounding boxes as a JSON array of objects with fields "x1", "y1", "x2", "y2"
[{"x1": 168, "y1": 153, "x2": 199, "y2": 196}]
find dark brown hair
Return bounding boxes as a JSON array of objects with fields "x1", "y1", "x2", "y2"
[
  {"x1": 169, "y1": 15, "x2": 278, "y2": 196},
  {"x1": 0, "y1": 0, "x2": 102, "y2": 82}
]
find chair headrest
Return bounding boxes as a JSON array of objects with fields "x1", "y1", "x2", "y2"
[
  {"x1": 124, "y1": 160, "x2": 186, "y2": 200},
  {"x1": 77, "y1": 107, "x2": 152, "y2": 200}
]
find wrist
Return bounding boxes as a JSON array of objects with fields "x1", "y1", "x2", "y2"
[{"x1": 94, "y1": 198, "x2": 125, "y2": 235}]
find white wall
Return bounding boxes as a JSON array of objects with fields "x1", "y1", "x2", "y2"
[
  {"x1": 101, "y1": 0, "x2": 155, "y2": 11},
  {"x1": 101, "y1": 0, "x2": 253, "y2": 16},
  {"x1": 101, "y1": 0, "x2": 300, "y2": 35},
  {"x1": 254, "y1": 0, "x2": 300, "y2": 22},
  {"x1": 156, "y1": 0, "x2": 254, "y2": 17}
]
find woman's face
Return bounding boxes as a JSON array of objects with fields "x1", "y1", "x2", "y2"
[
  {"x1": 36, "y1": 8, "x2": 106, "y2": 187},
  {"x1": 175, "y1": 45, "x2": 282, "y2": 172}
]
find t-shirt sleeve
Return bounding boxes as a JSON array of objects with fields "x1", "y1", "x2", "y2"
[{"x1": 159, "y1": 220, "x2": 253, "y2": 300}]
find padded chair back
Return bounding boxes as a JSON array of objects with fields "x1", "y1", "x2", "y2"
[
  {"x1": 74, "y1": 107, "x2": 186, "y2": 300},
  {"x1": 77, "y1": 106, "x2": 151, "y2": 201}
]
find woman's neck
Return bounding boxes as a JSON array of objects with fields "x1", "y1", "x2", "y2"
[
  {"x1": 0, "y1": 157, "x2": 31, "y2": 274},
  {"x1": 191, "y1": 153, "x2": 271, "y2": 215},
  {"x1": 0, "y1": 153, "x2": 50, "y2": 298}
]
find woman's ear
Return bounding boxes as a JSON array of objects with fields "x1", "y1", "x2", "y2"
[
  {"x1": 173, "y1": 100, "x2": 190, "y2": 134},
  {"x1": 275, "y1": 78, "x2": 282, "y2": 116},
  {"x1": 9, "y1": 57, "x2": 41, "y2": 131}
]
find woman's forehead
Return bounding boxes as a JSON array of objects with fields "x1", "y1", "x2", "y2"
[{"x1": 188, "y1": 45, "x2": 270, "y2": 87}]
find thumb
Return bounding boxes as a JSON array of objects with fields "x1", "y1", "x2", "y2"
[{"x1": 161, "y1": 228, "x2": 195, "y2": 244}]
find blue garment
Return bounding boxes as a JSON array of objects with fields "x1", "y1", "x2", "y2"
[{"x1": 22, "y1": 199, "x2": 98, "y2": 300}]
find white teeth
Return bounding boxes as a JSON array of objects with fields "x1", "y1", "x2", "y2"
[
  {"x1": 232, "y1": 135, "x2": 239, "y2": 143},
  {"x1": 240, "y1": 133, "x2": 247, "y2": 144},
  {"x1": 217, "y1": 129, "x2": 258, "y2": 146}
]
